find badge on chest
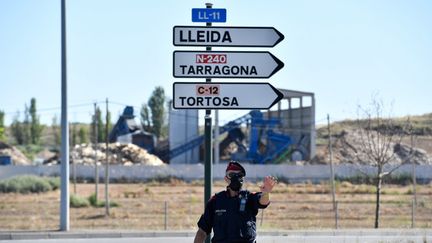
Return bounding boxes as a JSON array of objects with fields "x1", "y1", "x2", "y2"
[{"x1": 215, "y1": 209, "x2": 226, "y2": 216}]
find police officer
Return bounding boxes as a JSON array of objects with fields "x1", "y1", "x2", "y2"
[{"x1": 194, "y1": 161, "x2": 277, "y2": 243}]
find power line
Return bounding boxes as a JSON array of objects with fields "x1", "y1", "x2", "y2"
[
  {"x1": 2, "y1": 99, "x2": 336, "y2": 129},
  {"x1": 2, "y1": 101, "x2": 104, "y2": 115}
]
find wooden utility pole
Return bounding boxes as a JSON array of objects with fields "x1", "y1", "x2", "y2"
[
  {"x1": 94, "y1": 103, "x2": 99, "y2": 203},
  {"x1": 411, "y1": 132, "x2": 416, "y2": 228},
  {"x1": 327, "y1": 114, "x2": 337, "y2": 228},
  {"x1": 105, "y1": 98, "x2": 110, "y2": 216},
  {"x1": 72, "y1": 121, "x2": 76, "y2": 194}
]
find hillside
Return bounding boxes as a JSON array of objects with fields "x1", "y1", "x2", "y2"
[{"x1": 313, "y1": 113, "x2": 432, "y2": 165}]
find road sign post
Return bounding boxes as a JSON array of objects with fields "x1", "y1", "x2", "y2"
[{"x1": 202, "y1": 4, "x2": 214, "y2": 243}]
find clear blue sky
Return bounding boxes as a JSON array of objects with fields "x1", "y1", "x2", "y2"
[{"x1": 1, "y1": 0, "x2": 431, "y2": 126}]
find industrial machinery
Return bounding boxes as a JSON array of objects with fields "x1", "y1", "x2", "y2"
[
  {"x1": 165, "y1": 110, "x2": 304, "y2": 163},
  {"x1": 108, "y1": 106, "x2": 157, "y2": 153},
  {"x1": 110, "y1": 107, "x2": 306, "y2": 164}
]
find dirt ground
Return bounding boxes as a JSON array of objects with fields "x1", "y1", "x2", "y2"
[{"x1": 0, "y1": 180, "x2": 431, "y2": 231}]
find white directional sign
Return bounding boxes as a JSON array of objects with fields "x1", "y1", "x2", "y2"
[
  {"x1": 173, "y1": 51, "x2": 284, "y2": 78},
  {"x1": 173, "y1": 82, "x2": 284, "y2": 109},
  {"x1": 173, "y1": 26, "x2": 284, "y2": 47}
]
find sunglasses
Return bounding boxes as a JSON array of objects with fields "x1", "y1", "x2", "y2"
[{"x1": 227, "y1": 172, "x2": 245, "y2": 178}]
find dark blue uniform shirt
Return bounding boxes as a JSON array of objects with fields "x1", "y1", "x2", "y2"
[{"x1": 197, "y1": 189, "x2": 269, "y2": 243}]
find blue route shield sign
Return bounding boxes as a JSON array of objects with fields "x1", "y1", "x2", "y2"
[{"x1": 191, "y1": 8, "x2": 227, "y2": 23}]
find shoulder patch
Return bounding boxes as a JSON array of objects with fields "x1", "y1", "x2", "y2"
[
  {"x1": 209, "y1": 191, "x2": 226, "y2": 202},
  {"x1": 208, "y1": 194, "x2": 217, "y2": 202}
]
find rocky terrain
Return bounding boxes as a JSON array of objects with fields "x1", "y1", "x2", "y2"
[
  {"x1": 0, "y1": 141, "x2": 164, "y2": 166},
  {"x1": 312, "y1": 128, "x2": 432, "y2": 165},
  {"x1": 0, "y1": 141, "x2": 31, "y2": 165},
  {"x1": 67, "y1": 143, "x2": 164, "y2": 166}
]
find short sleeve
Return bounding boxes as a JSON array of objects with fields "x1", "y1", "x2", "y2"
[{"x1": 197, "y1": 195, "x2": 215, "y2": 234}]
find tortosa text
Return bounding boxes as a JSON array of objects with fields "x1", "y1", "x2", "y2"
[
  {"x1": 178, "y1": 96, "x2": 239, "y2": 107},
  {"x1": 196, "y1": 54, "x2": 227, "y2": 64}
]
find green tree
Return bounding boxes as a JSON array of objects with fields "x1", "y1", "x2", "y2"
[
  {"x1": 22, "y1": 105, "x2": 31, "y2": 145},
  {"x1": 90, "y1": 111, "x2": 96, "y2": 144},
  {"x1": 52, "y1": 115, "x2": 61, "y2": 149},
  {"x1": 91, "y1": 107, "x2": 105, "y2": 143},
  {"x1": 78, "y1": 126, "x2": 88, "y2": 144},
  {"x1": 29, "y1": 98, "x2": 43, "y2": 144},
  {"x1": 106, "y1": 110, "x2": 112, "y2": 140},
  {"x1": 161, "y1": 100, "x2": 170, "y2": 138},
  {"x1": 11, "y1": 112, "x2": 25, "y2": 145},
  {"x1": 71, "y1": 123, "x2": 77, "y2": 147},
  {"x1": 140, "y1": 103, "x2": 151, "y2": 132},
  {"x1": 0, "y1": 110, "x2": 5, "y2": 141},
  {"x1": 97, "y1": 108, "x2": 104, "y2": 143},
  {"x1": 148, "y1": 86, "x2": 166, "y2": 139}
]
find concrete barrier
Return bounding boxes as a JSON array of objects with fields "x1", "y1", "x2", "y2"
[{"x1": 0, "y1": 164, "x2": 431, "y2": 182}]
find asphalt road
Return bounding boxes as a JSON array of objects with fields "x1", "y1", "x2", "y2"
[
  {"x1": 0, "y1": 230, "x2": 430, "y2": 243},
  {"x1": 0, "y1": 236, "x2": 431, "y2": 243}
]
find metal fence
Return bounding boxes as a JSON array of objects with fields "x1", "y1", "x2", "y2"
[
  {"x1": 0, "y1": 191, "x2": 431, "y2": 231},
  {"x1": 66, "y1": 198, "x2": 431, "y2": 231}
]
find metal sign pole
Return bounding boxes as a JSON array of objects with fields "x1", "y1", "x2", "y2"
[
  {"x1": 204, "y1": 3, "x2": 213, "y2": 243},
  {"x1": 60, "y1": 0, "x2": 70, "y2": 231}
]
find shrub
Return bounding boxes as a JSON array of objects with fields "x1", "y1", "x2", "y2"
[
  {"x1": 96, "y1": 200, "x2": 120, "y2": 208},
  {"x1": 274, "y1": 176, "x2": 291, "y2": 184},
  {"x1": 339, "y1": 181, "x2": 353, "y2": 188},
  {"x1": 352, "y1": 184, "x2": 375, "y2": 194},
  {"x1": 147, "y1": 175, "x2": 184, "y2": 185},
  {"x1": 88, "y1": 193, "x2": 119, "y2": 208},
  {"x1": 336, "y1": 174, "x2": 375, "y2": 184},
  {"x1": 47, "y1": 177, "x2": 61, "y2": 190},
  {"x1": 336, "y1": 173, "x2": 413, "y2": 185},
  {"x1": 88, "y1": 193, "x2": 98, "y2": 206},
  {"x1": 0, "y1": 175, "x2": 59, "y2": 193},
  {"x1": 70, "y1": 194, "x2": 89, "y2": 208},
  {"x1": 383, "y1": 173, "x2": 412, "y2": 185}
]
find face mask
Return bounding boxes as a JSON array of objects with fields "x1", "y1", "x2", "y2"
[{"x1": 228, "y1": 173, "x2": 244, "y2": 191}]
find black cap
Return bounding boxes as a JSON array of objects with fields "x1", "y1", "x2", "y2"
[{"x1": 225, "y1": 160, "x2": 246, "y2": 177}]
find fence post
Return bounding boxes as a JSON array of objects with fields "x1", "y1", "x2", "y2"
[
  {"x1": 73, "y1": 156, "x2": 77, "y2": 194},
  {"x1": 164, "y1": 201, "x2": 168, "y2": 230},
  {"x1": 260, "y1": 209, "x2": 264, "y2": 227},
  {"x1": 411, "y1": 199, "x2": 415, "y2": 228},
  {"x1": 335, "y1": 201, "x2": 339, "y2": 229}
]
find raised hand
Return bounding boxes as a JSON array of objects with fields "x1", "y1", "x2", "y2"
[{"x1": 259, "y1": 175, "x2": 277, "y2": 193}]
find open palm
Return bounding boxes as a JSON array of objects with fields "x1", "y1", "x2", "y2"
[{"x1": 260, "y1": 176, "x2": 277, "y2": 193}]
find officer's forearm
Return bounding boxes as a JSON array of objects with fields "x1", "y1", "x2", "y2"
[
  {"x1": 194, "y1": 228, "x2": 207, "y2": 243},
  {"x1": 259, "y1": 192, "x2": 270, "y2": 205}
]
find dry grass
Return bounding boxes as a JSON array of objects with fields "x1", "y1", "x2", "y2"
[{"x1": 0, "y1": 181, "x2": 431, "y2": 231}]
